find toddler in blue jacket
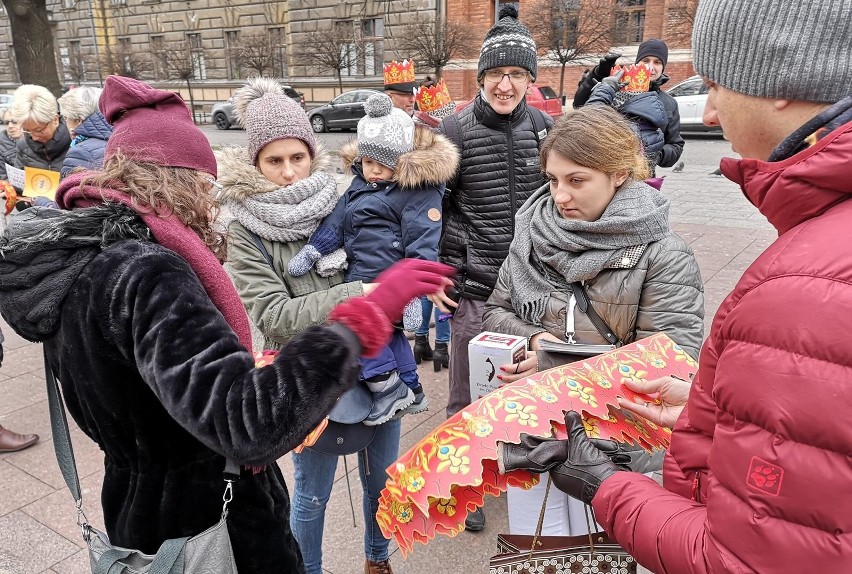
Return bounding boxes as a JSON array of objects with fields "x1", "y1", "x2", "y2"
[{"x1": 289, "y1": 93, "x2": 459, "y2": 424}]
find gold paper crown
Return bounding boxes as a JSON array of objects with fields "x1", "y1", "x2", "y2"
[
  {"x1": 416, "y1": 80, "x2": 453, "y2": 113},
  {"x1": 383, "y1": 59, "x2": 416, "y2": 86},
  {"x1": 611, "y1": 63, "x2": 652, "y2": 92}
]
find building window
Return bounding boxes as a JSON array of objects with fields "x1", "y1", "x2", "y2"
[
  {"x1": 494, "y1": 0, "x2": 519, "y2": 22},
  {"x1": 335, "y1": 18, "x2": 383, "y2": 77},
  {"x1": 67, "y1": 40, "x2": 85, "y2": 82},
  {"x1": 224, "y1": 30, "x2": 240, "y2": 79},
  {"x1": 613, "y1": 0, "x2": 646, "y2": 45},
  {"x1": 269, "y1": 27, "x2": 287, "y2": 77},
  {"x1": 151, "y1": 35, "x2": 168, "y2": 80},
  {"x1": 187, "y1": 33, "x2": 207, "y2": 80},
  {"x1": 110, "y1": 0, "x2": 126, "y2": 6},
  {"x1": 62, "y1": 0, "x2": 76, "y2": 10}
]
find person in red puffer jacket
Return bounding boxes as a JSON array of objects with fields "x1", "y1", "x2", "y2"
[{"x1": 498, "y1": 0, "x2": 852, "y2": 571}]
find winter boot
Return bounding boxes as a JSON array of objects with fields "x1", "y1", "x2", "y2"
[
  {"x1": 363, "y1": 372, "x2": 414, "y2": 426},
  {"x1": 365, "y1": 559, "x2": 393, "y2": 574},
  {"x1": 433, "y1": 341, "x2": 449, "y2": 372},
  {"x1": 413, "y1": 334, "x2": 433, "y2": 364}
]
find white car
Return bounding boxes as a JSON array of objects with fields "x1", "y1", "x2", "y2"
[{"x1": 666, "y1": 75, "x2": 721, "y2": 134}]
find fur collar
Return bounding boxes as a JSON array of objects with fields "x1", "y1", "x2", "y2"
[
  {"x1": 215, "y1": 142, "x2": 333, "y2": 203},
  {"x1": 338, "y1": 125, "x2": 460, "y2": 189}
]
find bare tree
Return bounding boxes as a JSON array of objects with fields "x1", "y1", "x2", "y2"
[
  {"x1": 299, "y1": 24, "x2": 357, "y2": 93},
  {"x1": 0, "y1": 0, "x2": 63, "y2": 95},
  {"x1": 396, "y1": 14, "x2": 477, "y2": 81},
  {"x1": 108, "y1": 41, "x2": 153, "y2": 80},
  {"x1": 527, "y1": 0, "x2": 614, "y2": 97},
  {"x1": 237, "y1": 32, "x2": 276, "y2": 78},
  {"x1": 163, "y1": 40, "x2": 200, "y2": 124},
  {"x1": 666, "y1": 0, "x2": 699, "y2": 45}
]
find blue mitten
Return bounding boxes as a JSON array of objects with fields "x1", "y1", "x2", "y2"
[
  {"x1": 288, "y1": 244, "x2": 323, "y2": 277},
  {"x1": 402, "y1": 298, "x2": 423, "y2": 332}
]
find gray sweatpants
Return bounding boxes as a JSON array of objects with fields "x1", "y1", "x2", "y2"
[{"x1": 446, "y1": 298, "x2": 486, "y2": 418}]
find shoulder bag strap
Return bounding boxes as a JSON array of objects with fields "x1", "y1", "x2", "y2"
[
  {"x1": 526, "y1": 107, "x2": 549, "y2": 145},
  {"x1": 571, "y1": 282, "x2": 620, "y2": 346},
  {"x1": 247, "y1": 230, "x2": 274, "y2": 269}
]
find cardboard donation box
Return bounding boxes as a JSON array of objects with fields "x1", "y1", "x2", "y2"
[{"x1": 468, "y1": 332, "x2": 527, "y2": 400}]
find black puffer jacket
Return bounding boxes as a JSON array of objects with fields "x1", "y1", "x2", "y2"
[
  {"x1": 16, "y1": 120, "x2": 71, "y2": 171},
  {"x1": 438, "y1": 95, "x2": 552, "y2": 301}
]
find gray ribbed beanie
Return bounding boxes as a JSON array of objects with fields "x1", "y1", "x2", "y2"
[
  {"x1": 693, "y1": 0, "x2": 852, "y2": 103},
  {"x1": 478, "y1": 5, "x2": 537, "y2": 82},
  {"x1": 357, "y1": 93, "x2": 414, "y2": 169},
  {"x1": 233, "y1": 77, "x2": 317, "y2": 164}
]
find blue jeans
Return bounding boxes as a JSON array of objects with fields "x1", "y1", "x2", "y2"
[
  {"x1": 290, "y1": 418, "x2": 401, "y2": 573},
  {"x1": 416, "y1": 297, "x2": 450, "y2": 343}
]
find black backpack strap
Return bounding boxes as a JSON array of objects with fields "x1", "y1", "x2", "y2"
[
  {"x1": 527, "y1": 107, "x2": 549, "y2": 145},
  {"x1": 246, "y1": 230, "x2": 274, "y2": 269},
  {"x1": 572, "y1": 282, "x2": 620, "y2": 346}
]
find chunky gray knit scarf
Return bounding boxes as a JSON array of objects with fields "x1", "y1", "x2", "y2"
[
  {"x1": 228, "y1": 171, "x2": 339, "y2": 243},
  {"x1": 507, "y1": 180, "x2": 670, "y2": 326}
]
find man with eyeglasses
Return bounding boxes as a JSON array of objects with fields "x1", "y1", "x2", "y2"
[
  {"x1": 432, "y1": 4, "x2": 552, "y2": 533},
  {"x1": 10, "y1": 84, "x2": 71, "y2": 172}
]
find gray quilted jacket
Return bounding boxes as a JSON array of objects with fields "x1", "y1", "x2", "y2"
[{"x1": 483, "y1": 232, "x2": 704, "y2": 371}]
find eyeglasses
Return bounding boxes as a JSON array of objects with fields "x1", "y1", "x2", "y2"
[
  {"x1": 483, "y1": 70, "x2": 530, "y2": 84},
  {"x1": 3, "y1": 120, "x2": 16, "y2": 126},
  {"x1": 22, "y1": 122, "x2": 53, "y2": 136},
  {"x1": 203, "y1": 175, "x2": 224, "y2": 199}
]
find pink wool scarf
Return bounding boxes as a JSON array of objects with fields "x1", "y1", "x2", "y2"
[{"x1": 56, "y1": 172, "x2": 254, "y2": 352}]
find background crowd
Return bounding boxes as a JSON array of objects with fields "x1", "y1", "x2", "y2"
[{"x1": 0, "y1": 0, "x2": 850, "y2": 572}]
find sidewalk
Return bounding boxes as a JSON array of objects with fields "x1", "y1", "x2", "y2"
[{"x1": 0, "y1": 150, "x2": 776, "y2": 574}]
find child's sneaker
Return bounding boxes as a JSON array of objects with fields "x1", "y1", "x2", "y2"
[
  {"x1": 394, "y1": 383, "x2": 429, "y2": 418},
  {"x1": 364, "y1": 372, "x2": 415, "y2": 426}
]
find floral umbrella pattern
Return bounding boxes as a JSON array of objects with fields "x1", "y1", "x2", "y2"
[{"x1": 377, "y1": 334, "x2": 698, "y2": 555}]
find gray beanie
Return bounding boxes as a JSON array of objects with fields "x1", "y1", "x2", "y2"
[
  {"x1": 233, "y1": 77, "x2": 317, "y2": 164},
  {"x1": 357, "y1": 93, "x2": 414, "y2": 169},
  {"x1": 478, "y1": 5, "x2": 537, "y2": 82},
  {"x1": 693, "y1": 0, "x2": 852, "y2": 103}
]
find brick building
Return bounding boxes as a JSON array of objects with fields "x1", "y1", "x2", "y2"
[
  {"x1": 441, "y1": 0, "x2": 697, "y2": 103},
  {"x1": 0, "y1": 0, "x2": 696, "y2": 113}
]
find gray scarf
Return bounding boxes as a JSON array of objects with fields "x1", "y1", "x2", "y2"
[
  {"x1": 227, "y1": 170, "x2": 339, "y2": 243},
  {"x1": 507, "y1": 180, "x2": 670, "y2": 326}
]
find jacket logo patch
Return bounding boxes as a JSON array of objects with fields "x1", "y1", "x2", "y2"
[
  {"x1": 746, "y1": 456, "x2": 783, "y2": 496},
  {"x1": 427, "y1": 208, "x2": 441, "y2": 222}
]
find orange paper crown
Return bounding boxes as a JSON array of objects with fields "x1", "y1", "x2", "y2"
[
  {"x1": 384, "y1": 59, "x2": 416, "y2": 86},
  {"x1": 611, "y1": 63, "x2": 652, "y2": 92},
  {"x1": 416, "y1": 80, "x2": 453, "y2": 113}
]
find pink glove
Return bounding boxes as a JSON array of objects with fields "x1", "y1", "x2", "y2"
[{"x1": 367, "y1": 259, "x2": 455, "y2": 323}]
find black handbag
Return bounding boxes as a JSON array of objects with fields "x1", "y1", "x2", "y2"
[{"x1": 309, "y1": 381, "x2": 377, "y2": 455}]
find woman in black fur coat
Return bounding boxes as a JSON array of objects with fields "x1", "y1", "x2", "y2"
[{"x1": 0, "y1": 75, "x2": 453, "y2": 574}]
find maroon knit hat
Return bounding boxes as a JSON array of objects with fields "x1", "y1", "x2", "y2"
[{"x1": 100, "y1": 75, "x2": 217, "y2": 177}]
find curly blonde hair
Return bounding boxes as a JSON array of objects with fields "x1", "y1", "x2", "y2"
[{"x1": 79, "y1": 153, "x2": 227, "y2": 261}]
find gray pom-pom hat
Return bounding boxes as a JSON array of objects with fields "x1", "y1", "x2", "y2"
[{"x1": 356, "y1": 93, "x2": 415, "y2": 169}]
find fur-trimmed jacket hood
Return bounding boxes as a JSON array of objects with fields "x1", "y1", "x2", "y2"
[{"x1": 338, "y1": 125, "x2": 459, "y2": 189}]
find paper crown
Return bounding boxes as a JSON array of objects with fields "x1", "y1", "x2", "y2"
[
  {"x1": 415, "y1": 80, "x2": 453, "y2": 113},
  {"x1": 611, "y1": 63, "x2": 652, "y2": 92},
  {"x1": 384, "y1": 59, "x2": 416, "y2": 87}
]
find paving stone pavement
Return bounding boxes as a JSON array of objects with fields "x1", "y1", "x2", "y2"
[{"x1": 0, "y1": 138, "x2": 778, "y2": 574}]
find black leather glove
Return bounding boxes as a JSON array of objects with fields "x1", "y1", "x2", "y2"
[
  {"x1": 593, "y1": 52, "x2": 622, "y2": 80},
  {"x1": 589, "y1": 439, "x2": 666, "y2": 474},
  {"x1": 496, "y1": 433, "x2": 571, "y2": 475},
  {"x1": 548, "y1": 411, "x2": 621, "y2": 505}
]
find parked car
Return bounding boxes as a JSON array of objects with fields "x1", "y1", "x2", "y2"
[
  {"x1": 0, "y1": 94, "x2": 13, "y2": 107},
  {"x1": 307, "y1": 89, "x2": 382, "y2": 133},
  {"x1": 454, "y1": 83, "x2": 564, "y2": 120},
  {"x1": 666, "y1": 75, "x2": 721, "y2": 134},
  {"x1": 212, "y1": 84, "x2": 305, "y2": 130}
]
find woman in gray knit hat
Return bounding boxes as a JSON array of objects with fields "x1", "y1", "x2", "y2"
[
  {"x1": 482, "y1": 105, "x2": 704, "y2": 538},
  {"x1": 219, "y1": 78, "x2": 417, "y2": 574}
]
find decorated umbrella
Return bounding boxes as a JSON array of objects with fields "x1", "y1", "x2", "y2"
[{"x1": 376, "y1": 333, "x2": 698, "y2": 555}]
